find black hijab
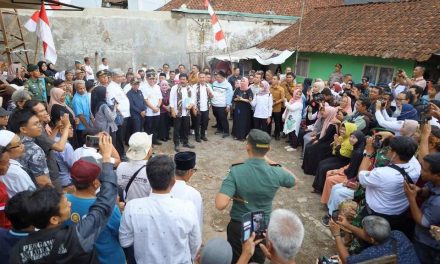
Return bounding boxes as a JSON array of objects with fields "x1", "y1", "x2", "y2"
[
  {"x1": 91, "y1": 86, "x2": 108, "y2": 116},
  {"x1": 344, "y1": 130, "x2": 366, "y2": 179}
]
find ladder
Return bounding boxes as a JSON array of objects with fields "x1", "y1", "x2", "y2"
[{"x1": 0, "y1": 8, "x2": 30, "y2": 65}]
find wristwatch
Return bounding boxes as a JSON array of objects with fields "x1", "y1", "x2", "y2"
[{"x1": 363, "y1": 151, "x2": 375, "y2": 158}]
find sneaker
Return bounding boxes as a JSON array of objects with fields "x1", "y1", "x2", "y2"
[
  {"x1": 321, "y1": 215, "x2": 330, "y2": 227},
  {"x1": 286, "y1": 147, "x2": 297, "y2": 152},
  {"x1": 190, "y1": 129, "x2": 195, "y2": 135},
  {"x1": 284, "y1": 146, "x2": 291, "y2": 149},
  {"x1": 183, "y1": 143, "x2": 195, "y2": 149}
]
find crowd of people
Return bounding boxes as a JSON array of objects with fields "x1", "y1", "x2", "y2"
[{"x1": 0, "y1": 57, "x2": 439, "y2": 264}]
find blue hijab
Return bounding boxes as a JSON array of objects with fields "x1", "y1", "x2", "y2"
[{"x1": 397, "y1": 104, "x2": 419, "y2": 121}]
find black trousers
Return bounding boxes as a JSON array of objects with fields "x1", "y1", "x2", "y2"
[
  {"x1": 227, "y1": 220, "x2": 265, "y2": 264},
  {"x1": 253, "y1": 117, "x2": 268, "y2": 133},
  {"x1": 173, "y1": 116, "x2": 190, "y2": 146},
  {"x1": 130, "y1": 114, "x2": 144, "y2": 134},
  {"x1": 145, "y1": 115, "x2": 160, "y2": 142},
  {"x1": 115, "y1": 118, "x2": 128, "y2": 157},
  {"x1": 288, "y1": 131, "x2": 299, "y2": 148},
  {"x1": 272, "y1": 112, "x2": 282, "y2": 137},
  {"x1": 193, "y1": 110, "x2": 209, "y2": 139},
  {"x1": 213, "y1": 106, "x2": 229, "y2": 134},
  {"x1": 158, "y1": 112, "x2": 171, "y2": 140}
]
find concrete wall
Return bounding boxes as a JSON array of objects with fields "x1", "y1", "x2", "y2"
[{"x1": 16, "y1": 8, "x2": 290, "y2": 72}]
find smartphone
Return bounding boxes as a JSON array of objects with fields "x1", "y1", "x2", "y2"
[
  {"x1": 252, "y1": 211, "x2": 266, "y2": 239},
  {"x1": 85, "y1": 135, "x2": 100, "y2": 149},
  {"x1": 242, "y1": 212, "x2": 252, "y2": 242},
  {"x1": 111, "y1": 97, "x2": 118, "y2": 105},
  {"x1": 331, "y1": 210, "x2": 340, "y2": 222}
]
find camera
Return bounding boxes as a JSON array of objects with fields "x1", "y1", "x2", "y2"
[
  {"x1": 419, "y1": 104, "x2": 432, "y2": 124},
  {"x1": 85, "y1": 135, "x2": 100, "y2": 149},
  {"x1": 373, "y1": 135, "x2": 383, "y2": 149}
]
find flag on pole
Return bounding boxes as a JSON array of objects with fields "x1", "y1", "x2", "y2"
[
  {"x1": 37, "y1": 4, "x2": 57, "y2": 64},
  {"x1": 24, "y1": 1, "x2": 69, "y2": 32},
  {"x1": 204, "y1": 0, "x2": 227, "y2": 49},
  {"x1": 24, "y1": 11, "x2": 39, "y2": 32}
]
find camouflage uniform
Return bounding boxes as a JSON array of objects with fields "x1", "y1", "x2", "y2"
[{"x1": 24, "y1": 77, "x2": 47, "y2": 102}]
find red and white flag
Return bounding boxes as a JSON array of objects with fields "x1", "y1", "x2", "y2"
[
  {"x1": 204, "y1": 0, "x2": 227, "y2": 49},
  {"x1": 37, "y1": 4, "x2": 57, "y2": 64},
  {"x1": 24, "y1": 1, "x2": 68, "y2": 32},
  {"x1": 24, "y1": 10, "x2": 39, "y2": 32}
]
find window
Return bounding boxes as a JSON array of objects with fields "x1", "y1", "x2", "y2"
[
  {"x1": 294, "y1": 58, "x2": 309, "y2": 77},
  {"x1": 363, "y1": 65, "x2": 395, "y2": 85}
]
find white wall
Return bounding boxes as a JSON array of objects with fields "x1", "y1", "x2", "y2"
[{"x1": 128, "y1": 0, "x2": 172, "y2": 11}]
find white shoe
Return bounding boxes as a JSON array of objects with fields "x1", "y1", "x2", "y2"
[
  {"x1": 284, "y1": 145, "x2": 291, "y2": 149},
  {"x1": 286, "y1": 147, "x2": 297, "y2": 152}
]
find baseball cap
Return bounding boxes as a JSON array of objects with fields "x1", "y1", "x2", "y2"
[
  {"x1": 96, "y1": 70, "x2": 107, "y2": 78},
  {"x1": 27, "y1": 64, "x2": 38, "y2": 72},
  {"x1": 130, "y1": 79, "x2": 140, "y2": 85},
  {"x1": 247, "y1": 129, "x2": 271, "y2": 149},
  {"x1": 70, "y1": 157, "x2": 101, "y2": 184},
  {"x1": 126, "y1": 132, "x2": 152, "y2": 161}
]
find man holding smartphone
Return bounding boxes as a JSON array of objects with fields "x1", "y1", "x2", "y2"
[{"x1": 215, "y1": 129, "x2": 296, "y2": 263}]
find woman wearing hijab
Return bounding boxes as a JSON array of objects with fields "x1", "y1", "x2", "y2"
[
  {"x1": 232, "y1": 77, "x2": 253, "y2": 140},
  {"x1": 320, "y1": 130, "x2": 366, "y2": 204},
  {"x1": 158, "y1": 80, "x2": 171, "y2": 141},
  {"x1": 283, "y1": 89, "x2": 303, "y2": 151},
  {"x1": 48, "y1": 87, "x2": 76, "y2": 130},
  {"x1": 91, "y1": 86, "x2": 118, "y2": 140},
  {"x1": 375, "y1": 100, "x2": 419, "y2": 135},
  {"x1": 302, "y1": 105, "x2": 338, "y2": 175},
  {"x1": 250, "y1": 81, "x2": 273, "y2": 133},
  {"x1": 339, "y1": 94, "x2": 352, "y2": 114},
  {"x1": 312, "y1": 122, "x2": 357, "y2": 193}
]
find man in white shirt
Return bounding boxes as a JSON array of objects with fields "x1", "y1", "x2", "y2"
[
  {"x1": 170, "y1": 73, "x2": 195, "y2": 152},
  {"x1": 83, "y1": 57, "x2": 94, "y2": 81},
  {"x1": 171, "y1": 151, "x2": 203, "y2": 231},
  {"x1": 191, "y1": 72, "x2": 213, "y2": 142},
  {"x1": 98, "y1": 57, "x2": 109, "y2": 71},
  {"x1": 359, "y1": 136, "x2": 421, "y2": 237},
  {"x1": 106, "y1": 69, "x2": 130, "y2": 159},
  {"x1": 0, "y1": 130, "x2": 36, "y2": 197},
  {"x1": 116, "y1": 132, "x2": 152, "y2": 202},
  {"x1": 141, "y1": 72, "x2": 162, "y2": 145},
  {"x1": 119, "y1": 155, "x2": 201, "y2": 264}
]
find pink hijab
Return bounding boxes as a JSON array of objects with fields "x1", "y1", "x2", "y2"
[
  {"x1": 342, "y1": 95, "x2": 352, "y2": 114},
  {"x1": 160, "y1": 80, "x2": 170, "y2": 93},
  {"x1": 290, "y1": 89, "x2": 302, "y2": 104},
  {"x1": 319, "y1": 105, "x2": 338, "y2": 139},
  {"x1": 240, "y1": 77, "x2": 250, "y2": 91},
  {"x1": 48, "y1": 87, "x2": 75, "y2": 117},
  {"x1": 258, "y1": 81, "x2": 270, "y2": 95}
]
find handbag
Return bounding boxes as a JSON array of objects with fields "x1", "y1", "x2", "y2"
[{"x1": 115, "y1": 109, "x2": 124, "y2": 126}]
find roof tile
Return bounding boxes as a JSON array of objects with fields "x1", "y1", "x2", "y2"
[
  {"x1": 257, "y1": 0, "x2": 440, "y2": 61},
  {"x1": 159, "y1": 0, "x2": 344, "y2": 16}
]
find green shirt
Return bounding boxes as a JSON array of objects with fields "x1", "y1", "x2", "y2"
[
  {"x1": 219, "y1": 158, "x2": 295, "y2": 223},
  {"x1": 24, "y1": 77, "x2": 47, "y2": 102}
]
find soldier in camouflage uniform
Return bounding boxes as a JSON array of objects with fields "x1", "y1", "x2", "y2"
[{"x1": 24, "y1": 64, "x2": 48, "y2": 103}]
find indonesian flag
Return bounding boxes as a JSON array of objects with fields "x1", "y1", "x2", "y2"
[
  {"x1": 24, "y1": 1, "x2": 68, "y2": 32},
  {"x1": 37, "y1": 4, "x2": 57, "y2": 64},
  {"x1": 204, "y1": 0, "x2": 227, "y2": 49},
  {"x1": 24, "y1": 11, "x2": 39, "y2": 32}
]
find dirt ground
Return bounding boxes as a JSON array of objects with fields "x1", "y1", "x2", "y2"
[{"x1": 153, "y1": 116, "x2": 335, "y2": 263}]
